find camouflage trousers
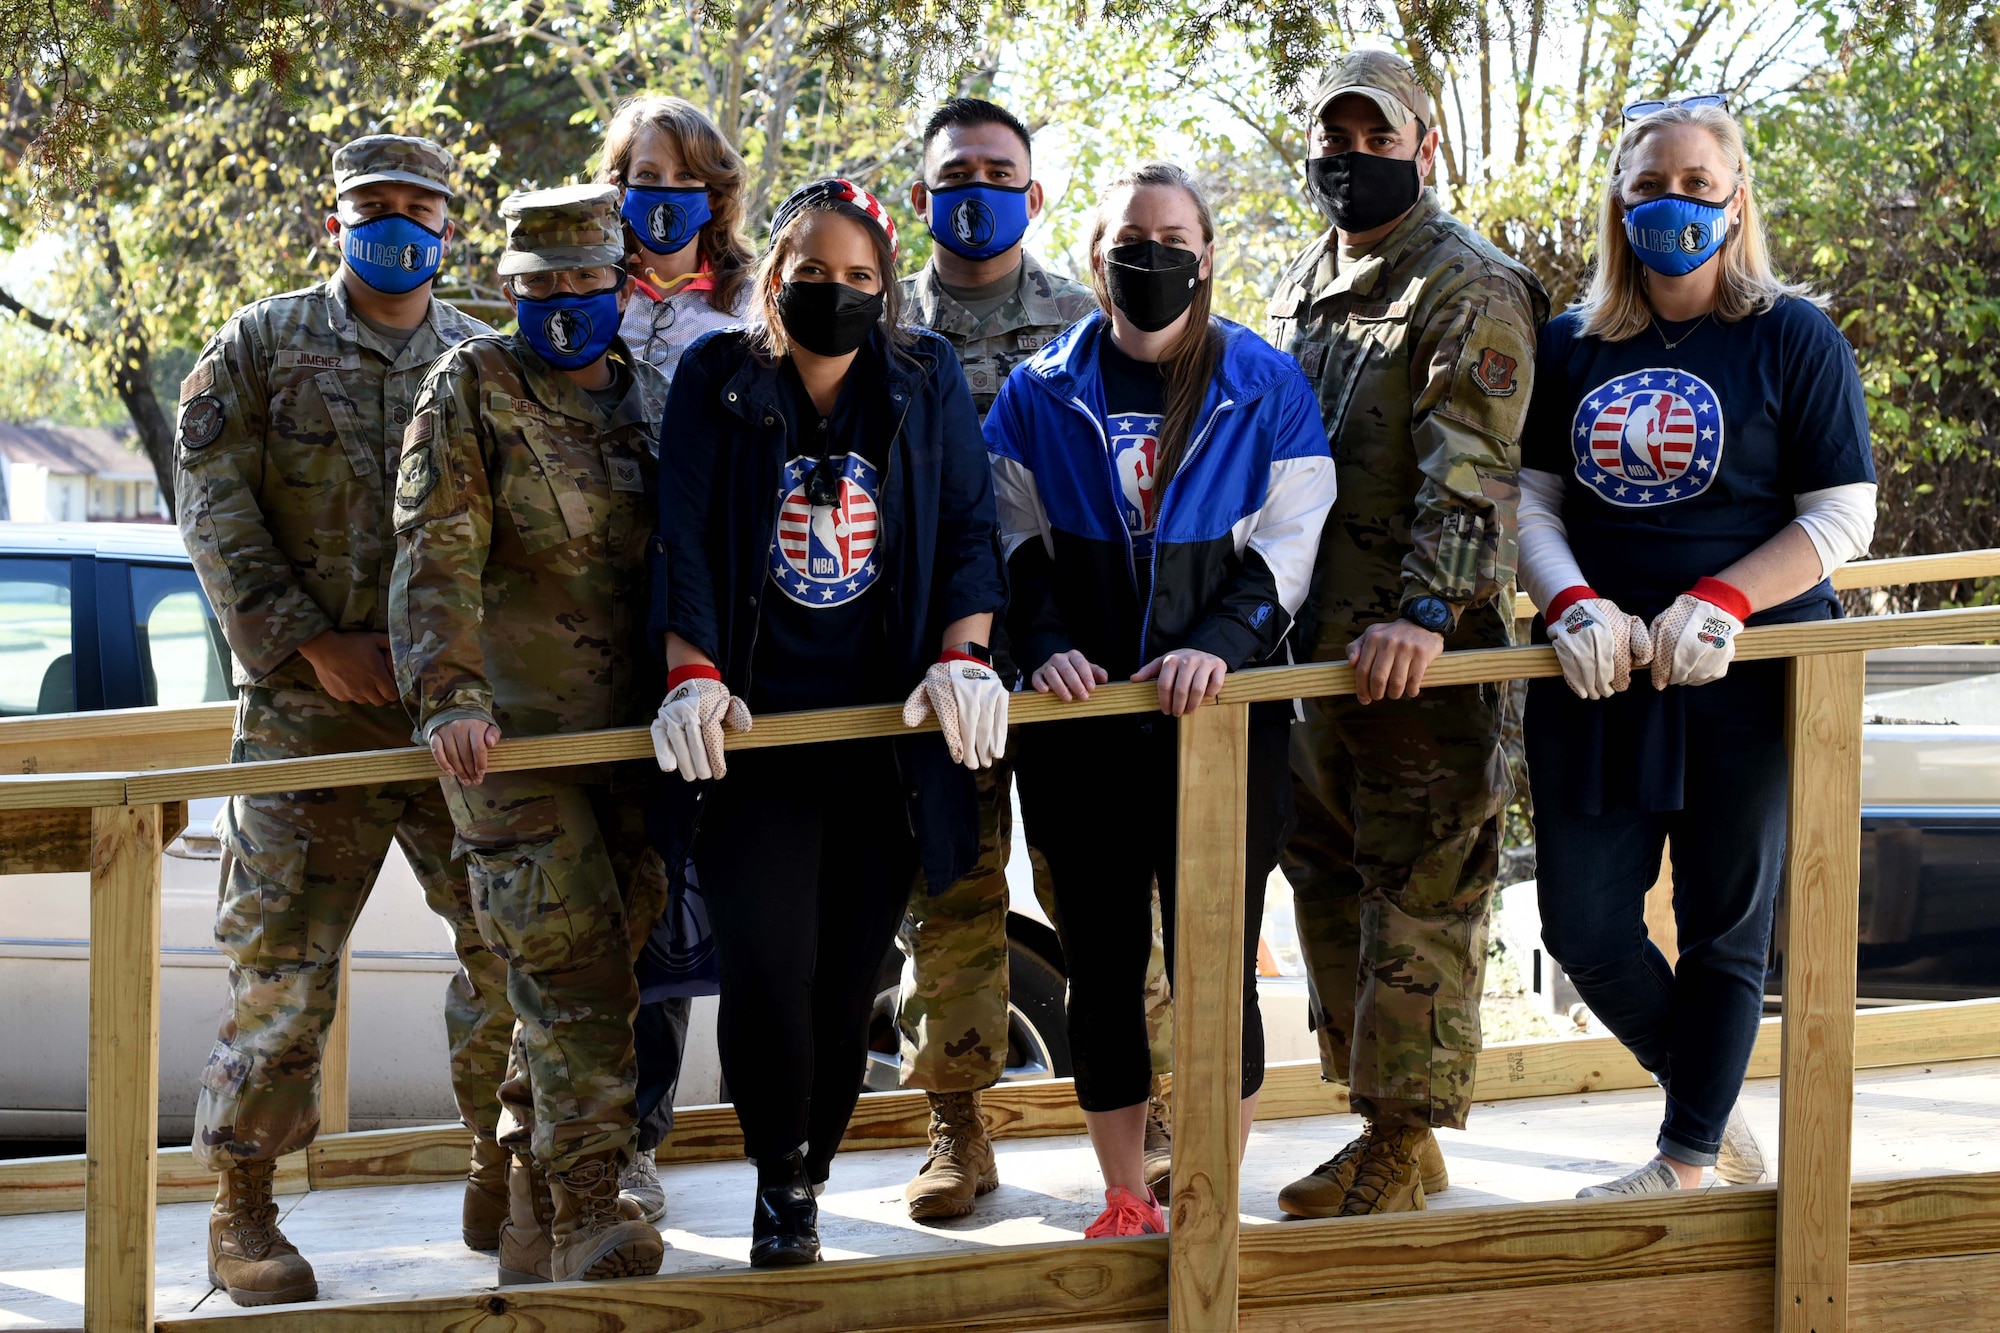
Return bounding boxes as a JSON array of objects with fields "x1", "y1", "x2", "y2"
[
  {"x1": 1282, "y1": 684, "x2": 1509, "y2": 1130},
  {"x1": 192, "y1": 687, "x2": 513, "y2": 1169},
  {"x1": 896, "y1": 762, "x2": 1173, "y2": 1093},
  {"x1": 443, "y1": 765, "x2": 666, "y2": 1172}
]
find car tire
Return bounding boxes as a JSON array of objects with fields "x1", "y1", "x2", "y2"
[{"x1": 863, "y1": 916, "x2": 1073, "y2": 1091}]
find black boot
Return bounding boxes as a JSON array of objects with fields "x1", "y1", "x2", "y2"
[{"x1": 750, "y1": 1149, "x2": 821, "y2": 1268}]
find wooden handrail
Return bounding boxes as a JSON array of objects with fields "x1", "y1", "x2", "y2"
[
  {"x1": 2, "y1": 603, "x2": 1995, "y2": 812},
  {"x1": 1510, "y1": 546, "x2": 2000, "y2": 620}
]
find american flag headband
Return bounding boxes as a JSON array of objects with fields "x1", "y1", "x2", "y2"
[{"x1": 768, "y1": 178, "x2": 900, "y2": 263}]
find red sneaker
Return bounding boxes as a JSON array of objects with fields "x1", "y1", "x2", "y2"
[{"x1": 1084, "y1": 1186, "x2": 1166, "y2": 1238}]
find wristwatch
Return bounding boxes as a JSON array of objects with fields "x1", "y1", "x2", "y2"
[
  {"x1": 944, "y1": 641, "x2": 993, "y2": 665},
  {"x1": 1400, "y1": 596, "x2": 1455, "y2": 635}
]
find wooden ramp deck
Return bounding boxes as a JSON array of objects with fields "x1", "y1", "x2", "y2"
[{"x1": 4, "y1": 1056, "x2": 1997, "y2": 1330}]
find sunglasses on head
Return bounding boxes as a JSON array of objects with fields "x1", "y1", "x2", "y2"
[{"x1": 1623, "y1": 93, "x2": 1728, "y2": 122}]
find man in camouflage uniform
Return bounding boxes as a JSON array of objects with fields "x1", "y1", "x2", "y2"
[
  {"x1": 1265, "y1": 52, "x2": 1548, "y2": 1217},
  {"x1": 896, "y1": 97, "x2": 1178, "y2": 1219},
  {"x1": 390, "y1": 183, "x2": 670, "y2": 1285},
  {"x1": 174, "y1": 134, "x2": 515, "y2": 1308}
]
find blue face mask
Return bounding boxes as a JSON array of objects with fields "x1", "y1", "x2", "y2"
[
  {"x1": 340, "y1": 214, "x2": 446, "y2": 294},
  {"x1": 1622, "y1": 193, "x2": 1732, "y2": 277},
  {"x1": 621, "y1": 185, "x2": 711, "y2": 257},
  {"x1": 516, "y1": 287, "x2": 623, "y2": 370},
  {"x1": 925, "y1": 182, "x2": 1032, "y2": 262}
]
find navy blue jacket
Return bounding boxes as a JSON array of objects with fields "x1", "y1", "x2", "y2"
[
  {"x1": 648, "y1": 324, "x2": 1007, "y2": 892},
  {"x1": 985, "y1": 312, "x2": 1335, "y2": 680}
]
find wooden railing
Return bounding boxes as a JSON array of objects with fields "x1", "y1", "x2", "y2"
[{"x1": 4, "y1": 550, "x2": 2000, "y2": 1333}]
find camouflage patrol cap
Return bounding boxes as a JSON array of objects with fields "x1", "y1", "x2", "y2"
[
  {"x1": 332, "y1": 134, "x2": 457, "y2": 197},
  {"x1": 497, "y1": 184, "x2": 626, "y2": 276},
  {"x1": 1308, "y1": 50, "x2": 1438, "y2": 130}
]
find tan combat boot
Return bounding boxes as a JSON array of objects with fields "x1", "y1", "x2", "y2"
[
  {"x1": 904, "y1": 1090, "x2": 999, "y2": 1220},
  {"x1": 1276, "y1": 1121, "x2": 1449, "y2": 1218},
  {"x1": 463, "y1": 1135, "x2": 509, "y2": 1251},
  {"x1": 1335, "y1": 1124, "x2": 1436, "y2": 1216},
  {"x1": 548, "y1": 1150, "x2": 666, "y2": 1281},
  {"x1": 496, "y1": 1153, "x2": 554, "y2": 1286},
  {"x1": 207, "y1": 1160, "x2": 317, "y2": 1307},
  {"x1": 1142, "y1": 1083, "x2": 1173, "y2": 1202}
]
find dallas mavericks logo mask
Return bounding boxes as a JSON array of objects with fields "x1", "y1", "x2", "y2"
[
  {"x1": 1622, "y1": 193, "x2": 1731, "y2": 277},
  {"x1": 1569, "y1": 367, "x2": 1726, "y2": 508},
  {"x1": 926, "y1": 181, "x2": 1032, "y2": 262},
  {"x1": 621, "y1": 185, "x2": 711, "y2": 257},
  {"x1": 516, "y1": 287, "x2": 623, "y2": 370},
  {"x1": 340, "y1": 213, "x2": 445, "y2": 294}
]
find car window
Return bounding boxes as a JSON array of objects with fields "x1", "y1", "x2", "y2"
[
  {"x1": 130, "y1": 564, "x2": 234, "y2": 707},
  {"x1": 0, "y1": 558, "x2": 75, "y2": 715}
]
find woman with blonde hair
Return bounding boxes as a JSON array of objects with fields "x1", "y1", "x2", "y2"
[
  {"x1": 1517, "y1": 99, "x2": 1877, "y2": 1195},
  {"x1": 985, "y1": 162, "x2": 1334, "y2": 1237},
  {"x1": 597, "y1": 96, "x2": 755, "y2": 379}
]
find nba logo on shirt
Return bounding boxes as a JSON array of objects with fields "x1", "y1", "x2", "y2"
[
  {"x1": 770, "y1": 454, "x2": 882, "y2": 607},
  {"x1": 1109, "y1": 413, "x2": 1164, "y2": 542},
  {"x1": 1569, "y1": 368, "x2": 1725, "y2": 508}
]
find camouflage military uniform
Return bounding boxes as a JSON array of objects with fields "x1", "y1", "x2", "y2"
[
  {"x1": 390, "y1": 287, "x2": 669, "y2": 1172},
  {"x1": 1268, "y1": 187, "x2": 1547, "y2": 1130},
  {"x1": 176, "y1": 270, "x2": 514, "y2": 1169},
  {"x1": 895, "y1": 254, "x2": 1178, "y2": 1089}
]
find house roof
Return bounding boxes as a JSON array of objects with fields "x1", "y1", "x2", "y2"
[{"x1": 0, "y1": 423, "x2": 155, "y2": 479}]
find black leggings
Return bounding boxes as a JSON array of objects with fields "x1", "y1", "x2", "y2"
[
  {"x1": 693, "y1": 739, "x2": 917, "y2": 1178},
  {"x1": 1017, "y1": 703, "x2": 1293, "y2": 1113}
]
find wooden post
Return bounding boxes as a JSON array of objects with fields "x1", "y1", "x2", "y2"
[
  {"x1": 86, "y1": 803, "x2": 163, "y2": 1333},
  {"x1": 1170, "y1": 702, "x2": 1248, "y2": 1333},
  {"x1": 1777, "y1": 653, "x2": 1865, "y2": 1333},
  {"x1": 319, "y1": 949, "x2": 352, "y2": 1136}
]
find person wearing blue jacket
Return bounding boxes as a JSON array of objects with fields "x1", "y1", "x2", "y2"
[
  {"x1": 985, "y1": 163, "x2": 1336, "y2": 1239},
  {"x1": 646, "y1": 179, "x2": 1009, "y2": 1267}
]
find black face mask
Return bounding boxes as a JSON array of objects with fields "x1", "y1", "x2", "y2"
[
  {"x1": 1103, "y1": 241, "x2": 1203, "y2": 334},
  {"x1": 1306, "y1": 151, "x2": 1423, "y2": 233},
  {"x1": 777, "y1": 280, "x2": 883, "y2": 357}
]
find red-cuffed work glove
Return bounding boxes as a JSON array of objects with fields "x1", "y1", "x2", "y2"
[
  {"x1": 1545, "y1": 586, "x2": 1653, "y2": 700},
  {"x1": 650, "y1": 666, "x2": 752, "y2": 781},
  {"x1": 1648, "y1": 577, "x2": 1751, "y2": 690},
  {"x1": 902, "y1": 652, "x2": 1008, "y2": 770}
]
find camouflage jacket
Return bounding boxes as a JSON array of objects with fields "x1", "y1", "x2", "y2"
[
  {"x1": 174, "y1": 277, "x2": 492, "y2": 687},
  {"x1": 902, "y1": 250, "x2": 1096, "y2": 419},
  {"x1": 389, "y1": 334, "x2": 667, "y2": 741},
  {"x1": 1266, "y1": 189, "x2": 1548, "y2": 651}
]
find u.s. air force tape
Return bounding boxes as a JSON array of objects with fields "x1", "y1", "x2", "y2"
[{"x1": 179, "y1": 396, "x2": 226, "y2": 449}]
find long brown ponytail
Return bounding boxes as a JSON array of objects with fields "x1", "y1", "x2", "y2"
[{"x1": 1087, "y1": 163, "x2": 1221, "y2": 491}]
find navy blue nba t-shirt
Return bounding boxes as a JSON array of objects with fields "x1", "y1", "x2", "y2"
[
  {"x1": 750, "y1": 348, "x2": 892, "y2": 713},
  {"x1": 1522, "y1": 296, "x2": 1875, "y2": 626},
  {"x1": 1097, "y1": 334, "x2": 1168, "y2": 582}
]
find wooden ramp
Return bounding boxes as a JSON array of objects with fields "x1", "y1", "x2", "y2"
[{"x1": 3, "y1": 1058, "x2": 1999, "y2": 1330}]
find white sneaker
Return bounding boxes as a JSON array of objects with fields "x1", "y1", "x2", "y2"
[
  {"x1": 1577, "y1": 1157, "x2": 1688, "y2": 1198},
  {"x1": 618, "y1": 1151, "x2": 667, "y2": 1223},
  {"x1": 1716, "y1": 1102, "x2": 1767, "y2": 1185}
]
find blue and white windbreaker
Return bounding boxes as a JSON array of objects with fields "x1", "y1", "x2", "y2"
[{"x1": 984, "y1": 310, "x2": 1336, "y2": 678}]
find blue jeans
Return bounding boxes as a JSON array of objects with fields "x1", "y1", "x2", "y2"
[{"x1": 1525, "y1": 663, "x2": 1789, "y2": 1165}]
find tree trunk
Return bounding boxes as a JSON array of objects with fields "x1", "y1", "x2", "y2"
[{"x1": 97, "y1": 220, "x2": 178, "y2": 520}]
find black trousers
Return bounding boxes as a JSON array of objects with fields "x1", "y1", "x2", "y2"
[
  {"x1": 693, "y1": 739, "x2": 917, "y2": 1178},
  {"x1": 1526, "y1": 663, "x2": 1790, "y2": 1165},
  {"x1": 1017, "y1": 702, "x2": 1293, "y2": 1113}
]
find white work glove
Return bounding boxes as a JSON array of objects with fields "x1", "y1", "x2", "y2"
[
  {"x1": 902, "y1": 655, "x2": 1008, "y2": 770},
  {"x1": 1648, "y1": 577, "x2": 1751, "y2": 690},
  {"x1": 1546, "y1": 587, "x2": 1653, "y2": 700},
  {"x1": 651, "y1": 672, "x2": 752, "y2": 781}
]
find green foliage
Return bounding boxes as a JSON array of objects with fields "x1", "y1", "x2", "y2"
[{"x1": 1755, "y1": 27, "x2": 2000, "y2": 601}]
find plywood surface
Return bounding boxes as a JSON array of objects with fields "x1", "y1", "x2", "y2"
[{"x1": 3, "y1": 1058, "x2": 1997, "y2": 1330}]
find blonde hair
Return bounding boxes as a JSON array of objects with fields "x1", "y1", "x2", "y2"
[
  {"x1": 1576, "y1": 104, "x2": 1818, "y2": 341},
  {"x1": 597, "y1": 96, "x2": 753, "y2": 317},
  {"x1": 745, "y1": 203, "x2": 910, "y2": 362},
  {"x1": 1087, "y1": 163, "x2": 1221, "y2": 493}
]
